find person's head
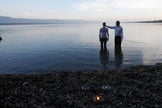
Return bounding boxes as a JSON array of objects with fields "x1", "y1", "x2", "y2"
[
  {"x1": 102, "y1": 22, "x2": 106, "y2": 27},
  {"x1": 116, "y1": 20, "x2": 120, "y2": 26}
]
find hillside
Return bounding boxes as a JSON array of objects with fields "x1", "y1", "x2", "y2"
[{"x1": 0, "y1": 16, "x2": 93, "y2": 25}]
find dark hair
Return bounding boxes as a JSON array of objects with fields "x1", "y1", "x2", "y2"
[
  {"x1": 103, "y1": 22, "x2": 106, "y2": 26},
  {"x1": 116, "y1": 20, "x2": 120, "y2": 26}
]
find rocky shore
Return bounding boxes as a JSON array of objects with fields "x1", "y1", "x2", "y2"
[{"x1": 0, "y1": 64, "x2": 162, "y2": 108}]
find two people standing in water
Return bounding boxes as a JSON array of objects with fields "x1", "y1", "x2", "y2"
[
  {"x1": 99, "y1": 20, "x2": 123, "y2": 69},
  {"x1": 99, "y1": 20, "x2": 123, "y2": 49}
]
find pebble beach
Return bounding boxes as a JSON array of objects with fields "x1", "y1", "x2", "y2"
[{"x1": 0, "y1": 64, "x2": 162, "y2": 108}]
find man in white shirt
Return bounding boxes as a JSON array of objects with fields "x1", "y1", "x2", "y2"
[
  {"x1": 99, "y1": 22, "x2": 109, "y2": 50},
  {"x1": 106, "y1": 21, "x2": 123, "y2": 47}
]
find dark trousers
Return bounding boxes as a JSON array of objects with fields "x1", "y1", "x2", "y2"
[
  {"x1": 115, "y1": 36, "x2": 122, "y2": 47},
  {"x1": 100, "y1": 38, "x2": 108, "y2": 50}
]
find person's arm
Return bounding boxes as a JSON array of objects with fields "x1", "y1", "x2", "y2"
[
  {"x1": 106, "y1": 29, "x2": 109, "y2": 40},
  {"x1": 99, "y1": 28, "x2": 102, "y2": 39},
  {"x1": 106, "y1": 25, "x2": 115, "y2": 29},
  {"x1": 106, "y1": 33, "x2": 109, "y2": 40}
]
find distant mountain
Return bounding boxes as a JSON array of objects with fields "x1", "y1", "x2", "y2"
[{"x1": 0, "y1": 16, "x2": 94, "y2": 25}]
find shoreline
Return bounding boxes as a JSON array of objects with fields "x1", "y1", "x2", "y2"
[{"x1": 0, "y1": 64, "x2": 162, "y2": 107}]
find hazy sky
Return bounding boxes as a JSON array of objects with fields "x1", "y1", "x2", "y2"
[{"x1": 0, "y1": 0, "x2": 162, "y2": 21}]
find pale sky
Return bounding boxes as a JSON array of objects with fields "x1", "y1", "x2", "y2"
[{"x1": 0, "y1": 0, "x2": 162, "y2": 21}]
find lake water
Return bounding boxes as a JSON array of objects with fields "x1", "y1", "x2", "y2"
[{"x1": 0, "y1": 23, "x2": 162, "y2": 74}]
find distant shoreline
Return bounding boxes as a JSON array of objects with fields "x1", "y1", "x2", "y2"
[
  {"x1": 125, "y1": 20, "x2": 162, "y2": 23},
  {"x1": 1, "y1": 21, "x2": 162, "y2": 25}
]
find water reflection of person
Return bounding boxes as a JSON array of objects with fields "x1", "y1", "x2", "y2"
[
  {"x1": 99, "y1": 48, "x2": 109, "y2": 69},
  {"x1": 115, "y1": 46, "x2": 123, "y2": 69}
]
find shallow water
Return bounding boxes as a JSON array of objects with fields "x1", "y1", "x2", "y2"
[{"x1": 0, "y1": 23, "x2": 162, "y2": 73}]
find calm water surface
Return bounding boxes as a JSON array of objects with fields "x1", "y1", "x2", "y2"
[{"x1": 0, "y1": 23, "x2": 162, "y2": 73}]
